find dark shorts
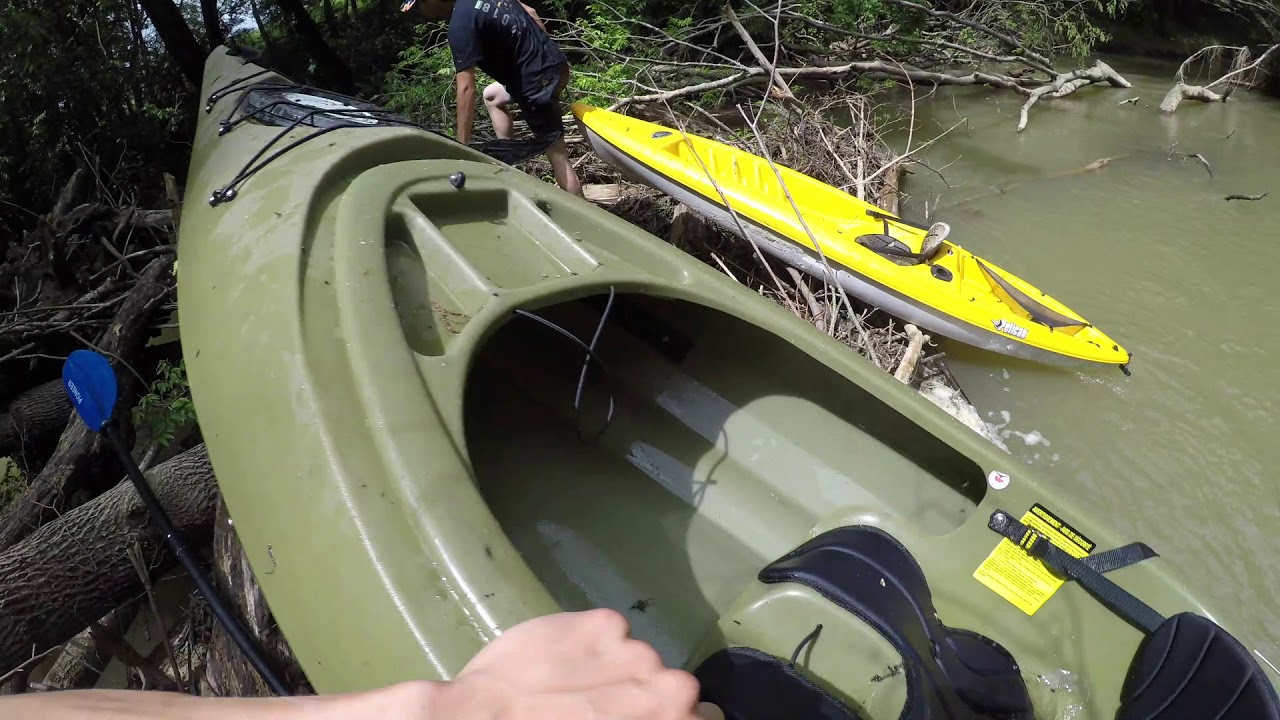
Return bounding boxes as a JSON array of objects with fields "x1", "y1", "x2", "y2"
[{"x1": 518, "y1": 64, "x2": 570, "y2": 140}]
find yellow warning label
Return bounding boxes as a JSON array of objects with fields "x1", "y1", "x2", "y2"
[{"x1": 974, "y1": 504, "x2": 1095, "y2": 615}]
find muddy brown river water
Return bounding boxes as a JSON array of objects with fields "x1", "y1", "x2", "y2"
[{"x1": 892, "y1": 54, "x2": 1280, "y2": 658}]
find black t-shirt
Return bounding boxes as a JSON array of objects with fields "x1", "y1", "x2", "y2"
[{"x1": 448, "y1": 0, "x2": 567, "y2": 103}]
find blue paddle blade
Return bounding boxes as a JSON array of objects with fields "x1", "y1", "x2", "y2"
[{"x1": 62, "y1": 350, "x2": 118, "y2": 432}]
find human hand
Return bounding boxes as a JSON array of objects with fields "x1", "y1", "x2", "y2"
[{"x1": 431, "y1": 608, "x2": 724, "y2": 719}]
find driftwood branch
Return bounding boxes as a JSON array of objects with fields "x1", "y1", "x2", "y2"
[
  {"x1": 0, "y1": 445, "x2": 216, "y2": 674},
  {"x1": 1163, "y1": 43, "x2": 1279, "y2": 113},
  {"x1": 613, "y1": 58, "x2": 1125, "y2": 132},
  {"x1": 785, "y1": 267, "x2": 828, "y2": 333},
  {"x1": 1225, "y1": 192, "x2": 1269, "y2": 201},
  {"x1": 1160, "y1": 83, "x2": 1234, "y2": 112},
  {"x1": 722, "y1": 1, "x2": 795, "y2": 101},
  {"x1": 0, "y1": 257, "x2": 174, "y2": 552},
  {"x1": 894, "y1": 324, "x2": 928, "y2": 383},
  {"x1": 1018, "y1": 60, "x2": 1131, "y2": 132}
]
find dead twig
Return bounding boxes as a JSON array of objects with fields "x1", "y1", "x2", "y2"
[
  {"x1": 127, "y1": 540, "x2": 186, "y2": 693},
  {"x1": 1225, "y1": 192, "x2": 1269, "y2": 201},
  {"x1": 0, "y1": 645, "x2": 61, "y2": 685}
]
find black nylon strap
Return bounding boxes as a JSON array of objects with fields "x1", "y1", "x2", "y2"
[
  {"x1": 1081, "y1": 542, "x2": 1159, "y2": 574},
  {"x1": 988, "y1": 510, "x2": 1165, "y2": 634}
]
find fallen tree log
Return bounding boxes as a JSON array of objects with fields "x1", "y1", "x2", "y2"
[
  {"x1": 1160, "y1": 82, "x2": 1233, "y2": 113},
  {"x1": 1018, "y1": 60, "x2": 1131, "y2": 132},
  {"x1": 1162, "y1": 43, "x2": 1279, "y2": 114},
  {"x1": 0, "y1": 256, "x2": 174, "y2": 552},
  {"x1": 0, "y1": 380, "x2": 70, "y2": 471},
  {"x1": 0, "y1": 445, "x2": 215, "y2": 675},
  {"x1": 206, "y1": 497, "x2": 311, "y2": 696}
]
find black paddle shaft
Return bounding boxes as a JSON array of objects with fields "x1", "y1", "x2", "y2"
[{"x1": 103, "y1": 423, "x2": 290, "y2": 696}]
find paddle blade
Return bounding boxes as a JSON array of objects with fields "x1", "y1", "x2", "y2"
[{"x1": 62, "y1": 350, "x2": 118, "y2": 431}]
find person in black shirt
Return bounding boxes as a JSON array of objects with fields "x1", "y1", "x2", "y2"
[{"x1": 403, "y1": 0, "x2": 583, "y2": 197}]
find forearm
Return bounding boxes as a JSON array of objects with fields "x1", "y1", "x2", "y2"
[
  {"x1": 0, "y1": 682, "x2": 438, "y2": 720},
  {"x1": 456, "y1": 84, "x2": 476, "y2": 144}
]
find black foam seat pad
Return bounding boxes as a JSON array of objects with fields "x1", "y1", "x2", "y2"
[
  {"x1": 696, "y1": 646, "x2": 865, "y2": 720},
  {"x1": 856, "y1": 234, "x2": 925, "y2": 264},
  {"x1": 756, "y1": 526, "x2": 1032, "y2": 719},
  {"x1": 1118, "y1": 612, "x2": 1280, "y2": 719}
]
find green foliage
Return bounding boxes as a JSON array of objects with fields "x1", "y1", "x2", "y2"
[
  {"x1": 0, "y1": 460, "x2": 24, "y2": 516},
  {"x1": 134, "y1": 359, "x2": 197, "y2": 450},
  {"x1": 998, "y1": 0, "x2": 1127, "y2": 60},
  {"x1": 383, "y1": 27, "x2": 457, "y2": 124},
  {"x1": 0, "y1": 0, "x2": 194, "y2": 235}
]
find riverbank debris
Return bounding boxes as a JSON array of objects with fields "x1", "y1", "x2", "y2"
[
  {"x1": 1118, "y1": 96, "x2": 1140, "y2": 105},
  {"x1": 1225, "y1": 192, "x2": 1269, "y2": 201},
  {"x1": 1162, "y1": 43, "x2": 1279, "y2": 114},
  {"x1": 1167, "y1": 145, "x2": 1213, "y2": 177}
]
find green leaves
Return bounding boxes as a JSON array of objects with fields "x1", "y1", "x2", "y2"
[
  {"x1": 0, "y1": 0, "x2": 193, "y2": 235},
  {"x1": 134, "y1": 359, "x2": 198, "y2": 451},
  {"x1": 383, "y1": 27, "x2": 457, "y2": 125},
  {"x1": 0, "y1": 461, "x2": 25, "y2": 516}
]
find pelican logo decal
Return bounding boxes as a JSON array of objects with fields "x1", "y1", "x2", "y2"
[{"x1": 993, "y1": 319, "x2": 1028, "y2": 340}]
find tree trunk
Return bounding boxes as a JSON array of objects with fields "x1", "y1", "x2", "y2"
[
  {"x1": 0, "y1": 257, "x2": 173, "y2": 552},
  {"x1": 248, "y1": 0, "x2": 278, "y2": 57},
  {"x1": 0, "y1": 445, "x2": 216, "y2": 675},
  {"x1": 1160, "y1": 82, "x2": 1233, "y2": 113},
  {"x1": 201, "y1": 0, "x2": 226, "y2": 49},
  {"x1": 321, "y1": 0, "x2": 337, "y2": 26},
  {"x1": 125, "y1": 0, "x2": 149, "y2": 110},
  {"x1": 205, "y1": 498, "x2": 312, "y2": 696},
  {"x1": 136, "y1": 0, "x2": 207, "y2": 85},
  {"x1": 0, "y1": 380, "x2": 70, "y2": 471},
  {"x1": 272, "y1": 0, "x2": 353, "y2": 91}
]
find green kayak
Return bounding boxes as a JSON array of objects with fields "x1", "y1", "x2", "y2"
[{"x1": 179, "y1": 47, "x2": 1280, "y2": 717}]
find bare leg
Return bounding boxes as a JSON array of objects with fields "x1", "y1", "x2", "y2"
[
  {"x1": 482, "y1": 82, "x2": 515, "y2": 139},
  {"x1": 546, "y1": 138, "x2": 583, "y2": 197}
]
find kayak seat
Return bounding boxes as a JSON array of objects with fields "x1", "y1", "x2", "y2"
[
  {"x1": 855, "y1": 233, "x2": 947, "y2": 268},
  {"x1": 695, "y1": 646, "x2": 865, "y2": 719},
  {"x1": 1118, "y1": 612, "x2": 1280, "y2": 719},
  {"x1": 696, "y1": 526, "x2": 1032, "y2": 719},
  {"x1": 856, "y1": 234, "x2": 927, "y2": 266},
  {"x1": 856, "y1": 220, "x2": 949, "y2": 267}
]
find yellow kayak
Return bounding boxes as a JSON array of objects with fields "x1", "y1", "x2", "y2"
[{"x1": 571, "y1": 103, "x2": 1131, "y2": 369}]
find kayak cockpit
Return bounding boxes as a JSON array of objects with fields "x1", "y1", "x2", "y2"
[{"x1": 464, "y1": 291, "x2": 986, "y2": 667}]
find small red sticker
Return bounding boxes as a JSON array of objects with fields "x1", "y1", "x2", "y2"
[{"x1": 988, "y1": 470, "x2": 1011, "y2": 490}]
